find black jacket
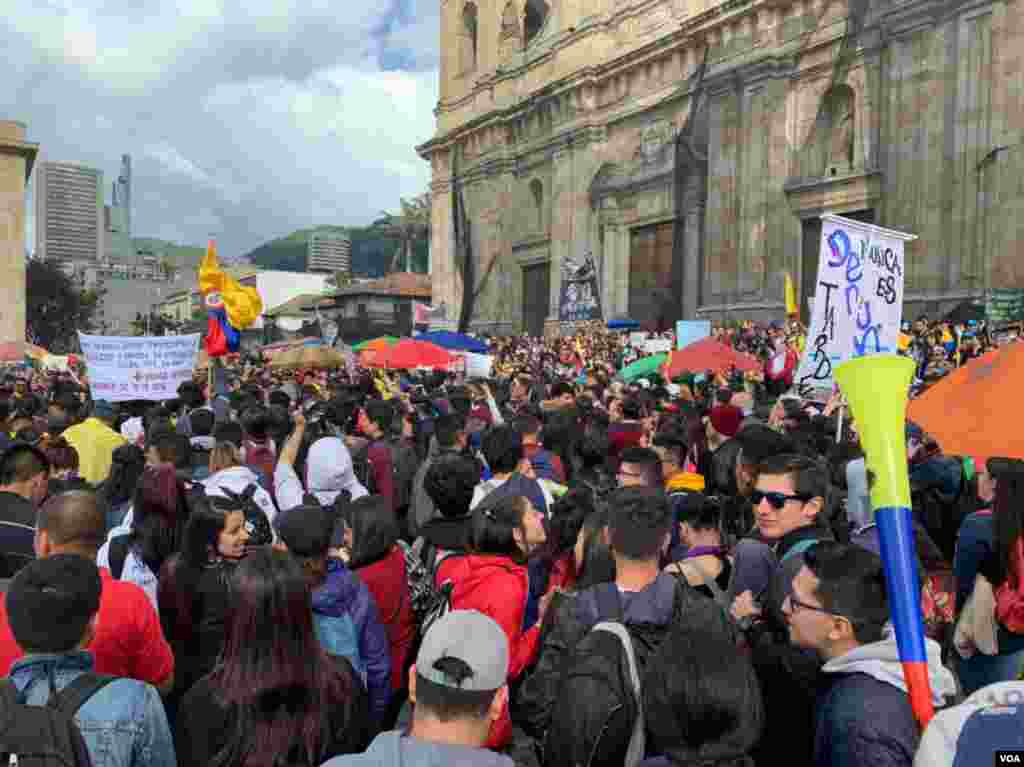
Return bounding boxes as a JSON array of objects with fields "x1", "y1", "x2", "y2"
[
  {"x1": 0, "y1": 491, "x2": 36, "y2": 578},
  {"x1": 176, "y1": 655, "x2": 371, "y2": 767},
  {"x1": 514, "y1": 573, "x2": 735, "y2": 744}
]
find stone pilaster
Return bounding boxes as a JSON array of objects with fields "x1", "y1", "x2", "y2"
[{"x1": 0, "y1": 121, "x2": 36, "y2": 345}]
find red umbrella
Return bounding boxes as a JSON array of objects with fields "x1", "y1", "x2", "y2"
[
  {"x1": 371, "y1": 339, "x2": 455, "y2": 370},
  {"x1": 661, "y1": 338, "x2": 762, "y2": 380}
]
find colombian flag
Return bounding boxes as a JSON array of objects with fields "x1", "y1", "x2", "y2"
[{"x1": 199, "y1": 240, "x2": 263, "y2": 357}]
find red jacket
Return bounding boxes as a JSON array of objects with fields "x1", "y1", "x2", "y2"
[
  {"x1": 435, "y1": 553, "x2": 540, "y2": 749},
  {"x1": 354, "y1": 545, "x2": 417, "y2": 691}
]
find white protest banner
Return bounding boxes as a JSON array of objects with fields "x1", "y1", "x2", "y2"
[
  {"x1": 78, "y1": 333, "x2": 200, "y2": 402},
  {"x1": 464, "y1": 352, "x2": 493, "y2": 379},
  {"x1": 629, "y1": 332, "x2": 648, "y2": 348},
  {"x1": 794, "y1": 214, "x2": 916, "y2": 397}
]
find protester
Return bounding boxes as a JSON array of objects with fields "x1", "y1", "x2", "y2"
[
  {"x1": 409, "y1": 412, "x2": 468, "y2": 535},
  {"x1": 97, "y1": 443, "x2": 146, "y2": 531},
  {"x1": 518, "y1": 487, "x2": 734, "y2": 755},
  {"x1": 332, "y1": 495, "x2": 413, "y2": 722},
  {"x1": 5, "y1": 555, "x2": 176, "y2": 767},
  {"x1": 62, "y1": 400, "x2": 127, "y2": 485},
  {"x1": 176, "y1": 548, "x2": 370, "y2": 767},
  {"x1": 784, "y1": 542, "x2": 956, "y2": 767},
  {"x1": 157, "y1": 490, "x2": 250, "y2": 725},
  {"x1": 0, "y1": 443, "x2": 50, "y2": 577},
  {"x1": 435, "y1": 493, "x2": 549, "y2": 749},
  {"x1": 320, "y1": 610, "x2": 514, "y2": 767},
  {"x1": 97, "y1": 464, "x2": 191, "y2": 608},
  {"x1": 472, "y1": 424, "x2": 551, "y2": 515},
  {"x1": 0, "y1": 490, "x2": 174, "y2": 693}
]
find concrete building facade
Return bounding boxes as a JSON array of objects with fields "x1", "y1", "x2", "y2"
[
  {"x1": 33, "y1": 161, "x2": 104, "y2": 263},
  {"x1": 0, "y1": 121, "x2": 37, "y2": 344},
  {"x1": 418, "y1": 0, "x2": 1024, "y2": 335},
  {"x1": 307, "y1": 231, "x2": 353, "y2": 275}
]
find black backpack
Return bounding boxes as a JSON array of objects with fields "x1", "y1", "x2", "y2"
[
  {"x1": 0, "y1": 673, "x2": 117, "y2": 767},
  {"x1": 544, "y1": 586, "x2": 667, "y2": 767},
  {"x1": 217, "y1": 485, "x2": 273, "y2": 548}
]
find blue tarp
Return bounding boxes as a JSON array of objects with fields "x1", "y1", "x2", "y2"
[
  {"x1": 414, "y1": 331, "x2": 490, "y2": 354},
  {"x1": 607, "y1": 319, "x2": 640, "y2": 331}
]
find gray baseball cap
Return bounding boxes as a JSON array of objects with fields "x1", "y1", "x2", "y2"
[{"x1": 416, "y1": 610, "x2": 509, "y2": 692}]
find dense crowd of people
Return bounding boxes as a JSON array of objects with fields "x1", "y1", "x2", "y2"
[{"x1": 0, "y1": 313, "x2": 1018, "y2": 767}]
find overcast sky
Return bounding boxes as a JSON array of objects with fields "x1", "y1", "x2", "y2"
[{"x1": 6, "y1": 0, "x2": 440, "y2": 260}]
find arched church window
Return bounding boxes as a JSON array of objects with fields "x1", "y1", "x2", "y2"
[
  {"x1": 461, "y1": 2, "x2": 479, "y2": 73},
  {"x1": 524, "y1": 0, "x2": 549, "y2": 47}
]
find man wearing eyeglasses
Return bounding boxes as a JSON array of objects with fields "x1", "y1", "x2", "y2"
[
  {"x1": 730, "y1": 453, "x2": 833, "y2": 635},
  {"x1": 783, "y1": 542, "x2": 956, "y2": 767}
]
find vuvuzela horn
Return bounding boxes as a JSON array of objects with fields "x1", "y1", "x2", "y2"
[{"x1": 834, "y1": 354, "x2": 935, "y2": 729}]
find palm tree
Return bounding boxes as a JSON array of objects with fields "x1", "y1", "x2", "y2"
[{"x1": 375, "y1": 191, "x2": 431, "y2": 273}]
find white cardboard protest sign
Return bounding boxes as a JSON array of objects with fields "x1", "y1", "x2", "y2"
[
  {"x1": 643, "y1": 339, "x2": 673, "y2": 354},
  {"x1": 464, "y1": 352, "x2": 493, "y2": 379},
  {"x1": 794, "y1": 215, "x2": 916, "y2": 397},
  {"x1": 78, "y1": 333, "x2": 200, "y2": 402}
]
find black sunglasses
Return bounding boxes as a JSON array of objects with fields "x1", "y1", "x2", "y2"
[{"x1": 750, "y1": 489, "x2": 813, "y2": 510}]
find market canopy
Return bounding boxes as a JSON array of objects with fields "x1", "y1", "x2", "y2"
[
  {"x1": 619, "y1": 353, "x2": 667, "y2": 382},
  {"x1": 661, "y1": 338, "x2": 761, "y2": 380},
  {"x1": 269, "y1": 345, "x2": 349, "y2": 370},
  {"x1": 365, "y1": 339, "x2": 454, "y2": 371},
  {"x1": 907, "y1": 341, "x2": 1024, "y2": 463},
  {"x1": 352, "y1": 336, "x2": 400, "y2": 352},
  {"x1": 414, "y1": 331, "x2": 489, "y2": 354}
]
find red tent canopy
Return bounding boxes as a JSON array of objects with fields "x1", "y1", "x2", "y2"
[
  {"x1": 661, "y1": 338, "x2": 762, "y2": 380},
  {"x1": 367, "y1": 339, "x2": 455, "y2": 370}
]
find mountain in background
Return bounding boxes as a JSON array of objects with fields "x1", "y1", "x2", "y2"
[{"x1": 245, "y1": 225, "x2": 428, "y2": 277}]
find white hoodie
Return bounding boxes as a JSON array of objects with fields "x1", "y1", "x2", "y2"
[
  {"x1": 202, "y1": 465, "x2": 278, "y2": 536},
  {"x1": 915, "y1": 681, "x2": 1024, "y2": 767},
  {"x1": 822, "y1": 631, "x2": 959, "y2": 707}
]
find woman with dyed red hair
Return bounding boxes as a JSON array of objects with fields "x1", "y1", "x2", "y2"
[
  {"x1": 175, "y1": 548, "x2": 369, "y2": 767},
  {"x1": 96, "y1": 463, "x2": 190, "y2": 609}
]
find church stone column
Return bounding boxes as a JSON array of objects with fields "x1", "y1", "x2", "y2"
[
  {"x1": 683, "y1": 195, "x2": 705, "y2": 320},
  {"x1": 0, "y1": 122, "x2": 36, "y2": 345}
]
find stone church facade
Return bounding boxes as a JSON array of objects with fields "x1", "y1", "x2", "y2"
[{"x1": 417, "y1": 0, "x2": 1024, "y2": 336}]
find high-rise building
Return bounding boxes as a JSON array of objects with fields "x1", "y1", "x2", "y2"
[
  {"x1": 34, "y1": 161, "x2": 104, "y2": 262},
  {"x1": 307, "y1": 231, "x2": 351, "y2": 275},
  {"x1": 115, "y1": 154, "x2": 131, "y2": 236}
]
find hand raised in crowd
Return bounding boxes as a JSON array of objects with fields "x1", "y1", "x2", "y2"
[{"x1": 731, "y1": 590, "x2": 762, "y2": 622}]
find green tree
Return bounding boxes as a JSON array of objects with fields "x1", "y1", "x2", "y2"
[
  {"x1": 26, "y1": 258, "x2": 103, "y2": 353},
  {"x1": 375, "y1": 191, "x2": 431, "y2": 274}
]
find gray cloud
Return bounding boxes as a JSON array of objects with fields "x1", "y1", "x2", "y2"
[{"x1": 6, "y1": 0, "x2": 439, "y2": 260}]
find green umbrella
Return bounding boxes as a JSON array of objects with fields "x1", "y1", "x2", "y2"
[
  {"x1": 351, "y1": 336, "x2": 400, "y2": 352},
  {"x1": 618, "y1": 353, "x2": 668, "y2": 382}
]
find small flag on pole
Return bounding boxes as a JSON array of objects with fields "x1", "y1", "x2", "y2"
[{"x1": 785, "y1": 272, "x2": 799, "y2": 317}]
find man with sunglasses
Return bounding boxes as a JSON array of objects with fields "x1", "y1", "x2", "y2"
[
  {"x1": 730, "y1": 453, "x2": 833, "y2": 637},
  {"x1": 784, "y1": 542, "x2": 955, "y2": 767}
]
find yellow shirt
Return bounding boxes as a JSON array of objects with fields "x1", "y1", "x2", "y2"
[{"x1": 63, "y1": 418, "x2": 127, "y2": 485}]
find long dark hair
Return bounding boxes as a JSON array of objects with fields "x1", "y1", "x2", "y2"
[
  {"x1": 537, "y1": 489, "x2": 594, "y2": 566},
  {"x1": 469, "y1": 494, "x2": 531, "y2": 563},
  {"x1": 158, "y1": 491, "x2": 236, "y2": 642},
  {"x1": 130, "y1": 465, "x2": 190, "y2": 575},
  {"x1": 576, "y1": 508, "x2": 615, "y2": 591},
  {"x1": 993, "y1": 472, "x2": 1024, "y2": 586},
  {"x1": 209, "y1": 549, "x2": 356, "y2": 767},
  {"x1": 336, "y1": 495, "x2": 399, "y2": 569},
  {"x1": 98, "y1": 444, "x2": 146, "y2": 508}
]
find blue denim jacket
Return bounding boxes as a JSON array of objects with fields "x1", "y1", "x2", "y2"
[{"x1": 9, "y1": 651, "x2": 176, "y2": 767}]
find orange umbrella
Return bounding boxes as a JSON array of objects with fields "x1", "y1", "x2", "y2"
[
  {"x1": 907, "y1": 341, "x2": 1024, "y2": 463},
  {"x1": 661, "y1": 338, "x2": 762, "y2": 380}
]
